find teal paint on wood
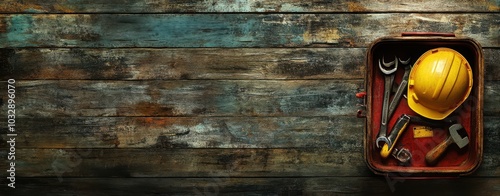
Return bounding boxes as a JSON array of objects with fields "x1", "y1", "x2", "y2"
[
  {"x1": 0, "y1": 116, "x2": 364, "y2": 148},
  {"x1": 1, "y1": 14, "x2": 499, "y2": 48},
  {"x1": 0, "y1": 48, "x2": 367, "y2": 80},
  {"x1": 4, "y1": 48, "x2": 500, "y2": 81},
  {"x1": 3, "y1": 80, "x2": 363, "y2": 117},
  {"x1": 1, "y1": 0, "x2": 499, "y2": 13},
  {"x1": 96, "y1": 14, "x2": 305, "y2": 47},
  {"x1": 6, "y1": 15, "x2": 34, "y2": 46}
]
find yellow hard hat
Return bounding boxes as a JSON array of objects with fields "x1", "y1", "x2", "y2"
[{"x1": 407, "y1": 48, "x2": 473, "y2": 120}]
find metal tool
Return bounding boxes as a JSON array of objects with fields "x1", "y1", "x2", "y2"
[
  {"x1": 380, "y1": 113, "x2": 458, "y2": 158},
  {"x1": 408, "y1": 115, "x2": 457, "y2": 128},
  {"x1": 380, "y1": 114, "x2": 411, "y2": 158},
  {"x1": 387, "y1": 57, "x2": 411, "y2": 118},
  {"x1": 392, "y1": 147, "x2": 412, "y2": 164},
  {"x1": 375, "y1": 57, "x2": 398, "y2": 148},
  {"x1": 425, "y1": 124, "x2": 469, "y2": 165}
]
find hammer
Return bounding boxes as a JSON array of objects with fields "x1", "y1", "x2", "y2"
[{"x1": 425, "y1": 124, "x2": 469, "y2": 165}]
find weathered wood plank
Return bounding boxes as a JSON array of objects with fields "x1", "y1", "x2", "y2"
[
  {"x1": 3, "y1": 80, "x2": 500, "y2": 117},
  {"x1": 0, "y1": 148, "x2": 369, "y2": 177},
  {"x1": 0, "y1": 148, "x2": 497, "y2": 178},
  {"x1": 0, "y1": 80, "x2": 362, "y2": 117},
  {"x1": 0, "y1": 116, "x2": 364, "y2": 148},
  {"x1": 0, "y1": 48, "x2": 366, "y2": 80},
  {"x1": 1, "y1": 177, "x2": 500, "y2": 195},
  {"x1": 484, "y1": 82, "x2": 500, "y2": 116},
  {"x1": 2, "y1": 48, "x2": 499, "y2": 80},
  {"x1": 0, "y1": 14, "x2": 498, "y2": 48},
  {"x1": 0, "y1": 0, "x2": 499, "y2": 13}
]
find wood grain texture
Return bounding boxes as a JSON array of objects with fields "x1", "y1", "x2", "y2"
[
  {"x1": 1, "y1": 177, "x2": 500, "y2": 195},
  {"x1": 3, "y1": 80, "x2": 500, "y2": 117},
  {"x1": 0, "y1": 116, "x2": 364, "y2": 148},
  {"x1": 0, "y1": 80, "x2": 362, "y2": 117},
  {"x1": 0, "y1": 48, "x2": 366, "y2": 80},
  {"x1": 0, "y1": 148, "x2": 497, "y2": 178},
  {"x1": 0, "y1": 0, "x2": 499, "y2": 13},
  {"x1": 0, "y1": 0, "x2": 498, "y2": 193},
  {"x1": 0, "y1": 14, "x2": 499, "y2": 48},
  {"x1": 0, "y1": 148, "x2": 368, "y2": 177},
  {"x1": 2, "y1": 48, "x2": 500, "y2": 81}
]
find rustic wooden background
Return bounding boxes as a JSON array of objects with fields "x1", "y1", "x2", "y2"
[{"x1": 0, "y1": 0, "x2": 499, "y2": 195}]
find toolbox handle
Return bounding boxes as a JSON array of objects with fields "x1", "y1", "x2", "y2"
[
  {"x1": 356, "y1": 92, "x2": 367, "y2": 118},
  {"x1": 401, "y1": 32, "x2": 455, "y2": 37}
]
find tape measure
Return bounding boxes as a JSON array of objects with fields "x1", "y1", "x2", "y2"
[{"x1": 413, "y1": 126, "x2": 433, "y2": 138}]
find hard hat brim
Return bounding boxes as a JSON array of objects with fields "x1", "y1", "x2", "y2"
[{"x1": 407, "y1": 91, "x2": 455, "y2": 120}]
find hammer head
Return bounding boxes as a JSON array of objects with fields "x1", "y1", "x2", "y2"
[{"x1": 449, "y1": 124, "x2": 469, "y2": 148}]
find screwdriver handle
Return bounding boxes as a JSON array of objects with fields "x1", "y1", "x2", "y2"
[{"x1": 425, "y1": 136, "x2": 454, "y2": 165}]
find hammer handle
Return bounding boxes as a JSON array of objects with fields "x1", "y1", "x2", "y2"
[{"x1": 425, "y1": 136, "x2": 454, "y2": 165}]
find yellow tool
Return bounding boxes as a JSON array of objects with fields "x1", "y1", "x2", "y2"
[
  {"x1": 413, "y1": 126, "x2": 434, "y2": 138},
  {"x1": 380, "y1": 114, "x2": 411, "y2": 158},
  {"x1": 380, "y1": 114, "x2": 457, "y2": 159}
]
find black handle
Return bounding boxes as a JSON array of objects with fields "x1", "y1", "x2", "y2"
[
  {"x1": 387, "y1": 114, "x2": 411, "y2": 145},
  {"x1": 408, "y1": 115, "x2": 457, "y2": 128}
]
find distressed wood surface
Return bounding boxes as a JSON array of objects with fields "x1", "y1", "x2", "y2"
[
  {"x1": 0, "y1": 48, "x2": 366, "y2": 80},
  {"x1": 0, "y1": 148, "x2": 498, "y2": 178},
  {"x1": 3, "y1": 80, "x2": 500, "y2": 117},
  {"x1": 0, "y1": 0, "x2": 499, "y2": 13},
  {"x1": 1, "y1": 1, "x2": 500, "y2": 194},
  {"x1": 2, "y1": 48, "x2": 500, "y2": 81},
  {"x1": 0, "y1": 149, "x2": 367, "y2": 177},
  {"x1": 0, "y1": 116, "x2": 363, "y2": 148},
  {"x1": 0, "y1": 80, "x2": 362, "y2": 117},
  {"x1": 1, "y1": 14, "x2": 499, "y2": 48},
  {"x1": 1, "y1": 177, "x2": 500, "y2": 195}
]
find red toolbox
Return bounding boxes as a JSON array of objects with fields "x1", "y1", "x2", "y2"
[{"x1": 360, "y1": 32, "x2": 484, "y2": 177}]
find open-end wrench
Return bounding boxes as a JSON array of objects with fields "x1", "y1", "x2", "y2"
[
  {"x1": 387, "y1": 57, "x2": 411, "y2": 118},
  {"x1": 375, "y1": 57, "x2": 398, "y2": 148}
]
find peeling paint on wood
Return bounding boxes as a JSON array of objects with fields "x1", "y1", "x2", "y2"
[
  {"x1": 0, "y1": 80, "x2": 362, "y2": 117},
  {"x1": 2, "y1": 177, "x2": 500, "y2": 195},
  {"x1": 0, "y1": 0, "x2": 499, "y2": 193},
  {"x1": 0, "y1": 48, "x2": 366, "y2": 80},
  {"x1": 0, "y1": 148, "x2": 498, "y2": 178},
  {"x1": 2, "y1": 48, "x2": 500, "y2": 81},
  {"x1": 3, "y1": 80, "x2": 500, "y2": 117},
  {"x1": 0, "y1": 14, "x2": 498, "y2": 47},
  {"x1": 0, "y1": 116, "x2": 364, "y2": 148},
  {"x1": 0, "y1": 0, "x2": 499, "y2": 13},
  {"x1": 0, "y1": 148, "x2": 368, "y2": 177}
]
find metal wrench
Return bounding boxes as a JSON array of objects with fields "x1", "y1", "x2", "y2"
[
  {"x1": 387, "y1": 57, "x2": 411, "y2": 119},
  {"x1": 375, "y1": 57, "x2": 398, "y2": 148}
]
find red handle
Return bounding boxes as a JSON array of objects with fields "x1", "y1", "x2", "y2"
[
  {"x1": 356, "y1": 92, "x2": 367, "y2": 98},
  {"x1": 356, "y1": 91, "x2": 367, "y2": 118},
  {"x1": 401, "y1": 32, "x2": 455, "y2": 37}
]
